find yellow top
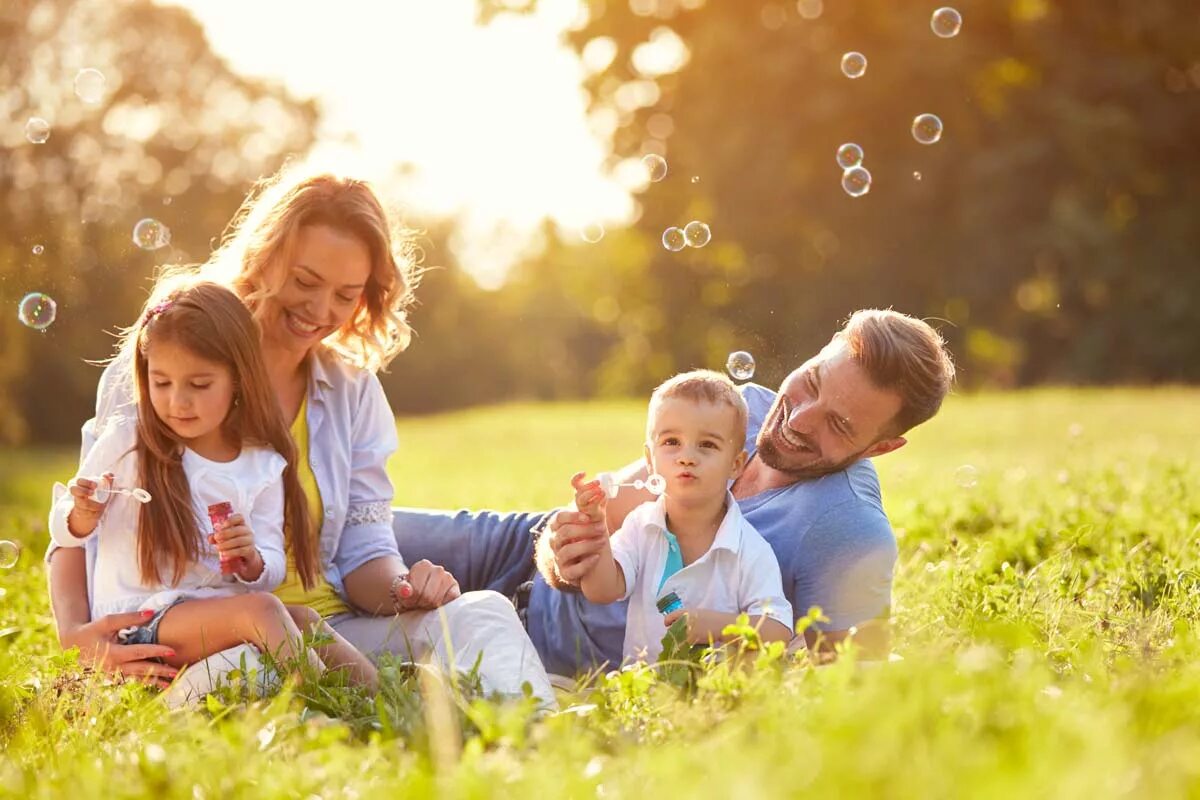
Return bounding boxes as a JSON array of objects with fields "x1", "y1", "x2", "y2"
[{"x1": 272, "y1": 395, "x2": 351, "y2": 618}]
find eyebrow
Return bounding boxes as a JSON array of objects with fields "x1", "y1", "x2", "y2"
[
  {"x1": 296, "y1": 265, "x2": 366, "y2": 290},
  {"x1": 814, "y1": 362, "x2": 857, "y2": 439},
  {"x1": 656, "y1": 428, "x2": 728, "y2": 442}
]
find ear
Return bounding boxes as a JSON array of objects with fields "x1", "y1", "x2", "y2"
[
  {"x1": 730, "y1": 449, "x2": 749, "y2": 480},
  {"x1": 643, "y1": 442, "x2": 654, "y2": 474},
  {"x1": 863, "y1": 436, "x2": 906, "y2": 460}
]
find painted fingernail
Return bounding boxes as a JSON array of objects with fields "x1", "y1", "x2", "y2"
[
  {"x1": 399, "y1": 584, "x2": 413, "y2": 598},
  {"x1": 142, "y1": 610, "x2": 155, "y2": 619},
  {"x1": 165, "y1": 650, "x2": 176, "y2": 657}
]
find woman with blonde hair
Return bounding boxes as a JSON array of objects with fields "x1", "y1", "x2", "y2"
[{"x1": 47, "y1": 164, "x2": 554, "y2": 706}]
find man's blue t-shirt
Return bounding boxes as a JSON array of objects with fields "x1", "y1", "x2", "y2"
[{"x1": 527, "y1": 383, "x2": 899, "y2": 676}]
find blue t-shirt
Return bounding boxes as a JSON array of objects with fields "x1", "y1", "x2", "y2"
[{"x1": 527, "y1": 383, "x2": 898, "y2": 676}]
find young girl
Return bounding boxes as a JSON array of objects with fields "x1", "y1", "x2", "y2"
[{"x1": 50, "y1": 280, "x2": 377, "y2": 688}]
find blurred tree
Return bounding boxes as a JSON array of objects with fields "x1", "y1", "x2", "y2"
[{"x1": 0, "y1": 0, "x2": 316, "y2": 444}]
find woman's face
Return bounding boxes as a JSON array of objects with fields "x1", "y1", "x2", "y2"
[{"x1": 261, "y1": 224, "x2": 373, "y2": 361}]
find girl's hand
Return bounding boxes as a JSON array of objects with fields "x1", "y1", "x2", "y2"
[
  {"x1": 67, "y1": 473, "x2": 112, "y2": 536},
  {"x1": 209, "y1": 513, "x2": 263, "y2": 582},
  {"x1": 570, "y1": 471, "x2": 607, "y2": 525}
]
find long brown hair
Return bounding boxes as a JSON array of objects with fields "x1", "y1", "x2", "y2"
[{"x1": 131, "y1": 280, "x2": 319, "y2": 589}]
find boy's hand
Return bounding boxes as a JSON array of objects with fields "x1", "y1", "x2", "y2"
[
  {"x1": 570, "y1": 471, "x2": 607, "y2": 525},
  {"x1": 67, "y1": 473, "x2": 112, "y2": 536},
  {"x1": 209, "y1": 513, "x2": 262, "y2": 581}
]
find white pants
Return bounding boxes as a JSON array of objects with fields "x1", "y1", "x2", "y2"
[{"x1": 163, "y1": 590, "x2": 555, "y2": 709}]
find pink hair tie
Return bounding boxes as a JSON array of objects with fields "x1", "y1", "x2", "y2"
[{"x1": 143, "y1": 299, "x2": 174, "y2": 325}]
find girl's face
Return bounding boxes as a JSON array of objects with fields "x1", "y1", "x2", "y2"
[
  {"x1": 146, "y1": 339, "x2": 236, "y2": 448},
  {"x1": 261, "y1": 224, "x2": 373, "y2": 361}
]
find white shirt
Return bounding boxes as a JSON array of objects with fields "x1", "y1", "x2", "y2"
[
  {"x1": 48, "y1": 414, "x2": 288, "y2": 617},
  {"x1": 610, "y1": 492, "x2": 793, "y2": 663}
]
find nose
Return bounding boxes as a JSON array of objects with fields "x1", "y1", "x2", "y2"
[
  {"x1": 676, "y1": 447, "x2": 697, "y2": 466},
  {"x1": 169, "y1": 387, "x2": 192, "y2": 414},
  {"x1": 304, "y1": 290, "x2": 333, "y2": 322},
  {"x1": 787, "y1": 400, "x2": 817, "y2": 433}
]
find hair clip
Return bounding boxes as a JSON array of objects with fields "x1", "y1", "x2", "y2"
[{"x1": 143, "y1": 298, "x2": 174, "y2": 325}]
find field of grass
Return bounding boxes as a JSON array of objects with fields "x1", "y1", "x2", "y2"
[{"x1": 2, "y1": 388, "x2": 1200, "y2": 798}]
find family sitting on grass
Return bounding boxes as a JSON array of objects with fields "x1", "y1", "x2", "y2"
[{"x1": 45, "y1": 163, "x2": 956, "y2": 707}]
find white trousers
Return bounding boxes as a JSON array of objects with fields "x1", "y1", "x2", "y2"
[{"x1": 163, "y1": 590, "x2": 555, "y2": 709}]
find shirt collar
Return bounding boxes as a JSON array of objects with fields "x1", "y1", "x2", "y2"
[
  {"x1": 644, "y1": 490, "x2": 744, "y2": 554},
  {"x1": 305, "y1": 346, "x2": 336, "y2": 391}
]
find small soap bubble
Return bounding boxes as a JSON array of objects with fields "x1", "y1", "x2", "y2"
[
  {"x1": 912, "y1": 113, "x2": 944, "y2": 145},
  {"x1": 913, "y1": 171, "x2": 923, "y2": 181},
  {"x1": 836, "y1": 143, "x2": 864, "y2": 170},
  {"x1": 162, "y1": 197, "x2": 173, "y2": 206},
  {"x1": 683, "y1": 220, "x2": 711, "y2": 248},
  {"x1": 796, "y1": 0, "x2": 824, "y2": 20},
  {"x1": 725, "y1": 350, "x2": 756, "y2": 381},
  {"x1": 25, "y1": 117, "x2": 51, "y2": 144},
  {"x1": 32, "y1": 244, "x2": 44, "y2": 255},
  {"x1": 662, "y1": 226, "x2": 686, "y2": 252},
  {"x1": 642, "y1": 154, "x2": 668, "y2": 183},
  {"x1": 581, "y1": 223, "x2": 606, "y2": 243},
  {"x1": 954, "y1": 465, "x2": 979, "y2": 489},
  {"x1": 841, "y1": 51, "x2": 867, "y2": 79},
  {"x1": 931, "y1": 7, "x2": 962, "y2": 38},
  {"x1": 74, "y1": 68, "x2": 107, "y2": 104},
  {"x1": 0, "y1": 540, "x2": 19, "y2": 569},
  {"x1": 690, "y1": 176, "x2": 700, "y2": 184},
  {"x1": 841, "y1": 166, "x2": 872, "y2": 197},
  {"x1": 18, "y1": 292, "x2": 57, "y2": 330},
  {"x1": 132, "y1": 218, "x2": 171, "y2": 250}
]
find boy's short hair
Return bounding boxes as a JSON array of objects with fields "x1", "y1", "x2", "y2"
[{"x1": 647, "y1": 369, "x2": 749, "y2": 445}]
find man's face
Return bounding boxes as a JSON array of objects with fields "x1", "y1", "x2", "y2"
[{"x1": 755, "y1": 345, "x2": 905, "y2": 479}]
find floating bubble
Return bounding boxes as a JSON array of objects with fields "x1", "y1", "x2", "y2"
[
  {"x1": 841, "y1": 51, "x2": 867, "y2": 79},
  {"x1": 74, "y1": 68, "x2": 107, "y2": 104},
  {"x1": 913, "y1": 171, "x2": 923, "y2": 181},
  {"x1": 0, "y1": 540, "x2": 19, "y2": 569},
  {"x1": 642, "y1": 154, "x2": 668, "y2": 183},
  {"x1": 162, "y1": 197, "x2": 173, "y2": 206},
  {"x1": 796, "y1": 0, "x2": 824, "y2": 20},
  {"x1": 836, "y1": 142, "x2": 864, "y2": 170},
  {"x1": 954, "y1": 464, "x2": 979, "y2": 489},
  {"x1": 683, "y1": 220, "x2": 711, "y2": 248},
  {"x1": 912, "y1": 113, "x2": 944, "y2": 145},
  {"x1": 32, "y1": 245, "x2": 44, "y2": 255},
  {"x1": 841, "y1": 166, "x2": 872, "y2": 197},
  {"x1": 25, "y1": 117, "x2": 51, "y2": 144},
  {"x1": 690, "y1": 176, "x2": 700, "y2": 184},
  {"x1": 581, "y1": 223, "x2": 606, "y2": 244},
  {"x1": 662, "y1": 226, "x2": 686, "y2": 252},
  {"x1": 18, "y1": 292, "x2": 57, "y2": 330},
  {"x1": 132, "y1": 218, "x2": 171, "y2": 250},
  {"x1": 931, "y1": 7, "x2": 962, "y2": 38},
  {"x1": 725, "y1": 350, "x2": 756, "y2": 381}
]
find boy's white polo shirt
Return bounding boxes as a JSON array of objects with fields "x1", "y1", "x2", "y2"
[{"x1": 610, "y1": 492, "x2": 794, "y2": 663}]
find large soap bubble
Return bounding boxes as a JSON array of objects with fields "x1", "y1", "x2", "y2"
[
  {"x1": 18, "y1": 292, "x2": 57, "y2": 330},
  {"x1": 912, "y1": 113, "x2": 944, "y2": 145},
  {"x1": 841, "y1": 51, "x2": 867, "y2": 79}
]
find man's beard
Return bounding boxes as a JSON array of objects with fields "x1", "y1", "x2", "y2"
[{"x1": 755, "y1": 419, "x2": 868, "y2": 481}]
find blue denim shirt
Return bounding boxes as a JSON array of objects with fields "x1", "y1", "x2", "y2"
[{"x1": 47, "y1": 346, "x2": 402, "y2": 614}]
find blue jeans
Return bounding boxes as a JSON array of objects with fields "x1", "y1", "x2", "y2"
[{"x1": 391, "y1": 507, "x2": 627, "y2": 676}]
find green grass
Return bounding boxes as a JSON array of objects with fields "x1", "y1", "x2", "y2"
[{"x1": 2, "y1": 388, "x2": 1200, "y2": 798}]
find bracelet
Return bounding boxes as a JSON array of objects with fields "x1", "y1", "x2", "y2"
[{"x1": 390, "y1": 573, "x2": 410, "y2": 613}]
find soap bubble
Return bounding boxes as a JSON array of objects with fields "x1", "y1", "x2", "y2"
[
  {"x1": 954, "y1": 465, "x2": 979, "y2": 489},
  {"x1": 841, "y1": 51, "x2": 867, "y2": 79},
  {"x1": 0, "y1": 541, "x2": 19, "y2": 569},
  {"x1": 913, "y1": 171, "x2": 923, "y2": 181},
  {"x1": 18, "y1": 292, "x2": 57, "y2": 330},
  {"x1": 642, "y1": 154, "x2": 668, "y2": 183},
  {"x1": 836, "y1": 143, "x2": 864, "y2": 170},
  {"x1": 581, "y1": 223, "x2": 606, "y2": 243},
  {"x1": 841, "y1": 166, "x2": 872, "y2": 197},
  {"x1": 931, "y1": 7, "x2": 962, "y2": 38},
  {"x1": 683, "y1": 221, "x2": 711, "y2": 248},
  {"x1": 25, "y1": 117, "x2": 51, "y2": 144},
  {"x1": 796, "y1": 0, "x2": 824, "y2": 20},
  {"x1": 725, "y1": 350, "x2": 756, "y2": 381},
  {"x1": 662, "y1": 227, "x2": 686, "y2": 252},
  {"x1": 74, "y1": 68, "x2": 107, "y2": 104},
  {"x1": 132, "y1": 218, "x2": 171, "y2": 250},
  {"x1": 32, "y1": 245, "x2": 44, "y2": 255},
  {"x1": 912, "y1": 113, "x2": 944, "y2": 145},
  {"x1": 690, "y1": 176, "x2": 700, "y2": 184}
]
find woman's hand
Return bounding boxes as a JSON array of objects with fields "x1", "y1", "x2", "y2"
[
  {"x1": 59, "y1": 611, "x2": 179, "y2": 688},
  {"x1": 392, "y1": 559, "x2": 461, "y2": 611},
  {"x1": 209, "y1": 513, "x2": 263, "y2": 581},
  {"x1": 66, "y1": 472, "x2": 112, "y2": 537}
]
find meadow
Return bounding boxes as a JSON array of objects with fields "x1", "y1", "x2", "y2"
[{"x1": 1, "y1": 388, "x2": 1199, "y2": 799}]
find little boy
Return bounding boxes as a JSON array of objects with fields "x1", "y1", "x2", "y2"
[{"x1": 570, "y1": 370, "x2": 793, "y2": 663}]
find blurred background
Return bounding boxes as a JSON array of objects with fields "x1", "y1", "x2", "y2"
[{"x1": 2, "y1": 0, "x2": 1198, "y2": 446}]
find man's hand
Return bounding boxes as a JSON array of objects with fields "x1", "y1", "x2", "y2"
[
  {"x1": 59, "y1": 611, "x2": 179, "y2": 688},
  {"x1": 392, "y1": 559, "x2": 461, "y2": 611}
]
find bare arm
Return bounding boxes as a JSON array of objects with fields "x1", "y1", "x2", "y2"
[
  {"x1": 578, "y1": 550, "x2": 626, "y2": 605},
  {"x1": 342, "y1": 555, "x2": 460, "y2": 615},
  {"x1": 48, "y1": 546, "x2": 91, "y2": 643},
  {"x1": 666, "y1": 608, "x2": 793, "y2": 645}
]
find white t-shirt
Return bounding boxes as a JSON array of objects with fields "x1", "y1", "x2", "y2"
[
  {"x1": 48, "y1": 414, "x2": 288, "y2": 617},
  {"x1": 610, "y1": 492, "x2": 794, "y2": 663}
]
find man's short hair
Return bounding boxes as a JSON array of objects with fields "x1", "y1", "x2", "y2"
[
  {"x1": 647, "y1": 369, "x2": 749, "y2": 445},
  {"x1": 830, "y1": 309, "x2": 956, "y2": 437}
]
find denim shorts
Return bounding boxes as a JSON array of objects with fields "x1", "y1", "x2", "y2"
[{"x1": 118, "y1": 598, "x2": 185, "y2": 647}]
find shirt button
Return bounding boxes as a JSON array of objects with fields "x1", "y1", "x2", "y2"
[{"x1": 324, "y1": 507, "x2": 334, "y2": 520}]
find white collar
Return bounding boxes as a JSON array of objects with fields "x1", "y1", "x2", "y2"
[{"x1": 641, "y1": 490, "x2": 744, "y2": 554}]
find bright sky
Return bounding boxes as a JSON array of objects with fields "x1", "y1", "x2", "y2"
[{"x1": 164, "y1": 0, "x2": 638, "y2": 288}]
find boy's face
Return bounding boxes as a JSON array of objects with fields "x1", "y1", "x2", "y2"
[{"x1": 644, "y1": 397, "x2": 748, "y2": 506}]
